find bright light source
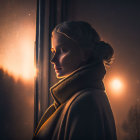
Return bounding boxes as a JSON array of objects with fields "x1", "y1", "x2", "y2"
[
  {"x1": 0, "y1": 22, "x2": 35, "y2": 82},
  {"x1": 111, "y1": 78, "x2": 123, "y2": 92}
]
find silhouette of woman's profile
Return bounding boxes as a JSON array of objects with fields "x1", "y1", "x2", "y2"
[{"x1": 33, "y1": 21, "x2": 117, "y2": 140}]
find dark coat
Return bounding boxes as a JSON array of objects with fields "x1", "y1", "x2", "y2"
[{"x1": 33, "y1": 62, "x2": 117, "y2": 140}]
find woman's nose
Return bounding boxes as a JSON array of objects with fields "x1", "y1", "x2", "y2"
[{"x1": 50, "y1": 54, "x2": 57, "y2": 64}]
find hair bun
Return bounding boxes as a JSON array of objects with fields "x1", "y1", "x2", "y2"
[{"x1": 94, "y1": 41, "x2": 114, "y2": 64}]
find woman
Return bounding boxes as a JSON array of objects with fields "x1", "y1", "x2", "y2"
[{"x1": 33, "y1": 21, "x2": 117, "y2": 140}]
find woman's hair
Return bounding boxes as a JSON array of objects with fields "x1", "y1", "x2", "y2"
[{"x1": 52, "y1": 21, "x2": 114, "y2": 66}]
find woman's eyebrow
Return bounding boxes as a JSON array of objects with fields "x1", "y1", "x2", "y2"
[
  {"x1": 51, "y1": 43, "x2": 66, "y2": 53},
  {"x1": 56, "y1": 43, "x2": 65, "y2": 48},
  {"x1": 51, "y1": 48, "x2": 55, "y2": 52}
]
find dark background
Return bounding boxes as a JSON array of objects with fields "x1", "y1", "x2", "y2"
[{"x1": 0, "y1": 0, "x2": 139, "y2": 140}]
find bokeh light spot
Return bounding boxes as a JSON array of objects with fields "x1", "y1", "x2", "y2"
[{"x1": 111, "y1": 78, "x2": 123, "y2": 93}]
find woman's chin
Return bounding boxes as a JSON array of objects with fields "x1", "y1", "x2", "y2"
[
  {"x1": 56, "y1": 72, "x2": 68, "y2": 79},
  {"x1": 56, "y1": 72, "x2": 63, "y2": 79}
]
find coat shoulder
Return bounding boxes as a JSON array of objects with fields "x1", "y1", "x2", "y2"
[
  {"x1": 62, "y1": 88, "x2": 117, "y2": 140},
  {"x1": 65, "y1": 88, "x2": 114, "y2": 122},
  {"x1": 69, "y1": 88, "x2": 107, "y2": 110}
]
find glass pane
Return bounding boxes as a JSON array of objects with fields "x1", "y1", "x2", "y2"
[{"x1": 0, "y1": 0, "x2": 36, "y2": 139}]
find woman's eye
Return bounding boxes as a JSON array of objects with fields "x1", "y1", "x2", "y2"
[{"x1": 61, "y1": 48, "x2": 68, "y2": 53}]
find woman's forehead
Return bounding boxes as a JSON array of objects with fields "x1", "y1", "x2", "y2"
[
  {"x1": 52, "y1": 32, "x2": 70, "y2": 43},
  {"x1": 51, "y1": 32, "x2": 77, "y2": 49}
]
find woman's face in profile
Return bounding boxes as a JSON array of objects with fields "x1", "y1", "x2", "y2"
[{"x1": 51, "y1": 32, "x2": 85, "y2": 78}]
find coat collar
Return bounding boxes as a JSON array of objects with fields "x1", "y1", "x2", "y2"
[{"x1": 50, "y1": 62, "x2": 106, "y2": 108}]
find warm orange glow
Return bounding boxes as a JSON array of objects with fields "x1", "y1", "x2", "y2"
[
  {"x1": 0, "y1": 21, "x2": 35, "y2": 81},
  {"x1": 110, "y1": 78, "x2": 123, "y2": 93},
  {"x1": 34, "y1": 67, "x2": 38, "y2": 78}
]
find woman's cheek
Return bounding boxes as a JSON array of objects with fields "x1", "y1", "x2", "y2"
[{"x1": 59, "y1": 52, "x2": 71, "y2": 65}]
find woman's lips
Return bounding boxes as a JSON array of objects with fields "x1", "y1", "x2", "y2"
[{"x1": 54, "y1": 66, "x2": 62, "y2": 72}]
